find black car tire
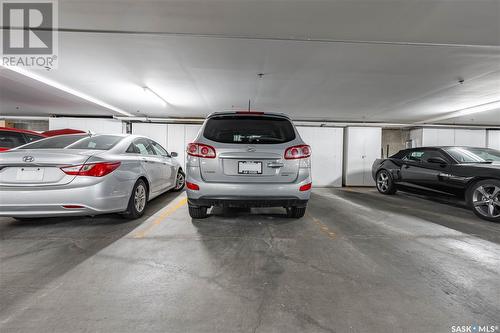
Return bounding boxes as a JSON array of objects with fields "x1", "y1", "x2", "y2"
[
  {"x1": 188, "y1": 205, "x2": 208, "y2": 219},
  {"x1": 123, "y1": 179, "x2": 148, "y2": 219},
  {"x1": 172, "y1": 170, "x2": 185, "y2": 192},
  {"x1": 286, "y1": 206, "x2": 306, "y2": 218},
  {"x1": 466, "y1": 179, "x2": 500, "y2": 222},
  {"x1": 376, "y1": 170, "x2": 397, "y2": 195}
]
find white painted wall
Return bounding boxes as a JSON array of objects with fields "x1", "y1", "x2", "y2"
[
  {"x1": 410, "y1": 128, "x2": 487, "y2": 147},
  {"x1": 132, "y1": 123, "x2": 168, "y2": 148},
  {"x1": 343, "y1": 127, "x2": 382, "y2": 186},
  {"x1": 454, "y1": 129, "x2": 487, "y2": 147},
  {"x1": 49, "y1": 117, "x2": 123, "y2": 134},
  {"x1": 297, "y1": 127, "x2": 343, "y2": 187},
  {"x1": 487, "y1": 130, "x2": 500, "y2": 150},
  {"x1": 422, "y1": 128, "x2": 455, "y2": 146},
  {"x1": 166, "y1": 124, "x2": 202, "y2": 170}
]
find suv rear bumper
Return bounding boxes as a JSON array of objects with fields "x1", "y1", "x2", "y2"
[
  {"x1": 188, "y1": 196, "x2": 308, "y2": 208},
  {"x1": 186, "y1": 166, "x2": 311, "y2": 208}
]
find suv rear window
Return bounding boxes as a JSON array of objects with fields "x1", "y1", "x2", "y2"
[{"x1": 203, "y1": 116, "x2": 296, "y2": 144}]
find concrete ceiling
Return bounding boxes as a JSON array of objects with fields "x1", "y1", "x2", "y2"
[{"x1": 1, "y1": 0, "x2": 499, "y2": 125}]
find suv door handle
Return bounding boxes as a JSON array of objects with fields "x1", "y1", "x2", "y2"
[{"x1": 267, "y1": 162, "x2": 284, "y2": 168}]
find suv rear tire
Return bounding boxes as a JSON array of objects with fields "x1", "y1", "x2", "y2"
[
  {"x1": 286, "y1": 206, "x2": 306, "y2": 218},
  {"x1": 188, "y1": 205, "x2": 208, "y2": 219}
]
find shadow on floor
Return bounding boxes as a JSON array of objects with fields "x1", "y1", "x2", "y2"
[{"x1": 0, "y1": 190, "x2": 182, "y2": 319}]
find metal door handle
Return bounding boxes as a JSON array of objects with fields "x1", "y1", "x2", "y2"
[{"x1": 267, "y1": 162, "x2": 284, "y2": 168}]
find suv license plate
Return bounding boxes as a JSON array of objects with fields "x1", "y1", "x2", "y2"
[{"x1": 238, "y1": 161, "x2": 262, "y2": 174}]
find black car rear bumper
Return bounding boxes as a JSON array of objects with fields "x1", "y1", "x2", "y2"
[{"x1": 188, "y1": 196, "x2": 308, "y2": 208}]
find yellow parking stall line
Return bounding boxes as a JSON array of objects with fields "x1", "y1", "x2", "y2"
[
  {"x1": 306, "y1": 212, "x2": 337, "y2": 240},
  {"x1": 133, "y1": 197, "x2": 187, "y2": 239}
]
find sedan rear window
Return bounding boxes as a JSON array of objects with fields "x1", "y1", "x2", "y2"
[
  {"x1": 67, "y1": 135, "x2": 123, "y2": 150},
  {"x1": 18, "y1": 134, "x2": 88, "y2": 149},
  {"x1": 203, "y1": 116, "x2": 296, "y2": 144}
]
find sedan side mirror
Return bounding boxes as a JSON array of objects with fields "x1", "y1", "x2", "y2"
[
  {"x1": 428, "y1": 157, "x2": 447, "y2": 165},
  {"x1": 170, "y1": 152, "x2": 178, "y2": 157}
]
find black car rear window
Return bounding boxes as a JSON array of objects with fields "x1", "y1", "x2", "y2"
[
  {"x1": 18, "y1": 134, "x2": 88, "y2": 149},
  {"x1": 67, "y1": 135, "x2": 123, "y2": 150},
  {"x1": 203, "y1": 116, "x2": 296, "y2": 144}
]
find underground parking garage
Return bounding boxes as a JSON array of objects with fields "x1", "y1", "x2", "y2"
[{"x1": 1, "y1": 1, "x2": 500, "y2": 332}]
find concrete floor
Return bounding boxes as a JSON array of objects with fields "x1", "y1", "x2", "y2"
[{"x1": 1, "y1": 188, "x2": 499, "y2": 333}]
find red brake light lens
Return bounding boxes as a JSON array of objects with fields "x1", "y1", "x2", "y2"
[
  {"x1": 235, "y1": 111, "x2": 264, "y2": 115},
  {"x1": 187, "y1": 143, "x2": 216, "y2": 158},
  {"x1": 299, "y1": 183, "x2": 312, "y2": 191},
  {"x1": 285, "y1": 145, "x2": 311, "y2": 160},
  {"x1": 186, "y1": 182, "x2": 200, "y2": 191},
  {"x1": 60, "y1": 161, "x2": 121, "y2": 177}
]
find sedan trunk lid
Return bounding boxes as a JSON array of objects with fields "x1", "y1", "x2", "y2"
[{"x1": 0, "y1": 149, "x2": 98, "y2": 187}]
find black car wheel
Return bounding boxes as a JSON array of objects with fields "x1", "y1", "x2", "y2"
[
  {"x1": 188, "y1": 204, "x2": 208, "y2": 219},
  {"x1": 123, "y1": 179, "x2": 148, "y2": 219},
  {"x1": 467, "y1": 179, "x2": 500, "y2": 222},
  {"x1": 376, "y1": 170, "x2": 397, "y2": 195}
]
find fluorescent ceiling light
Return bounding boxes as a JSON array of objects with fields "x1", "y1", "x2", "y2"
[
  {"x1": 143, "y1": 86, "x2": 168, "y2": 107},
  {"x1": 419, "y1": 100, "x2": 500, "y2": 123},
  {"x1": 1, "y1": 65, "x2": 133, "y2": 117}
]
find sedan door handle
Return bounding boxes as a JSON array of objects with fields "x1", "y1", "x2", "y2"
[{"x1": 267, "y1": 162, "x2": 284, "y2": 168}]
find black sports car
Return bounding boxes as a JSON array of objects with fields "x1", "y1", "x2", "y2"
[{"x1": 372, "y1": 146, "x2": 500, "y2": 222}]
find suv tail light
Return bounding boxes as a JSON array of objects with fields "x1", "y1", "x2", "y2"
[
  {"x1": 299, "y1": 183, "x2": 312, "y2": 191},
  {"x1": 284, "y1": 145, "x2": 311, "y2": 160},
  {"x1": 60, "y1": 161, "x2": 121, "y2": 177},
  {"x1": 187, "y1": 143, "x2": 216, "y2": 158}
]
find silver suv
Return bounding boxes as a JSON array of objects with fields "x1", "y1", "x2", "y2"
[{"x1": 186, "y1": 112, "x2": 312, "y2": 219}]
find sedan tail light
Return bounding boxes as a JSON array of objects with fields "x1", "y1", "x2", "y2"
[
  {"x1": 60, "y1": 161, "x2": 121, "y2": 177},
  {"x1": 187, "y1": 143, "x2": 216, "y2": 158},
  {"x1": 284, "y1": 145, "x2": 311, "y2": 159}
]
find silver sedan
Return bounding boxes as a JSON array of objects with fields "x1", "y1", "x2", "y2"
[{"x1": 0, "y1": 134, "x2": 184, "y2": 219}]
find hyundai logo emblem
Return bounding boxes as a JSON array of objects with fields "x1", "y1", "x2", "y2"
[
  {"x1": 23, "y1": 156, "x2": 35, "y2": 163},
  {"x1": 247, "y1": 146, "x2": 256, "y2": 152}
]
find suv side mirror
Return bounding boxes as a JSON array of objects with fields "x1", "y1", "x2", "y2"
[
  {"x1": 170, "y1": 152, "x2": 178, "y2": 157},
  {"x1": 428, "y1": 157, "x2": 447, "y2": 165}
]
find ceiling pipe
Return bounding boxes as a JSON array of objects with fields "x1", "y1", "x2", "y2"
[{"x1": 113, "y1": 116, "x2": 500, "y2": 129}]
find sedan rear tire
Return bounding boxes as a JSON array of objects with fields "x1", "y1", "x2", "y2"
[
  {"x1": 123, "y1": 179, "x2": 148, "y2": 219},
  {"x1": 376, "y1": 170, "x2": 397, "y2": 195},
  {"x1": 172, "y1": 170, "x2": 185, "y2": 192},
  {"x1": 467, "y1": 179, "x2": 500, "y2": 222}
]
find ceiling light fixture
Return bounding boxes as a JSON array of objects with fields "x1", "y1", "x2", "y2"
[
  {"x1": 1, "y1": 65, "x2": 133, "y2": 117},
  {"x1": 143, "y1": 86, "x2": 168, "y2": 107},
  {"x1": 419, "y1": 100, "x2": 500, "y2": 124}
]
